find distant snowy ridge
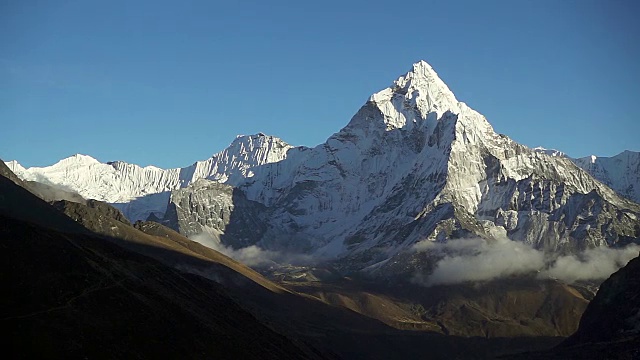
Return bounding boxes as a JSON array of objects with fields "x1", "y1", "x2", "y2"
[
  {"x1": 6, "y1": 134, "x2": 294, "y2": 221},
  {"x1": 530, "y1": 147, "x2": 640, "y2": 203},
  {"x1": 573, "y1": 150, "x2": 640, "y2": 203}
]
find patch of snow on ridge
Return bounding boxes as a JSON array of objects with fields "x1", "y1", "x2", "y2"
[
  {"x1": 5, "y1": 160, "x2": 26, "y2": 175},
  {"x1": 533, "y1": 147, "x2": 566, "y2": 157}
]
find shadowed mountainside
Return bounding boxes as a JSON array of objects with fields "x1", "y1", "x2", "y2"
[
  {"x1": 556, "y1": 251, "x2": 640, "y2": 358},
  {"x1": 286, "y1": 277, "x2": 591, "y2": 338},
  {"x1": 1, "y1": 215, "x2": 327, "y2": 359},
  {"x1": 503, "y1": 253, "x2": 640, "y2": 359},
  {"x1": 0, "y1": 160, "x2": 327, "y2": 359},
  {"x1": 49, "y1": 195, "x2": 567, "y2": 357}
]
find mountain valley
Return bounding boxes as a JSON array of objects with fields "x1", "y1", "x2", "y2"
[{"x1": 3, "y1": 61, "x2": 640, "y2": 359}]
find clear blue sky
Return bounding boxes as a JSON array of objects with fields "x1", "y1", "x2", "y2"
[{"x1": 2, "y1": 0, "x2": 638, "y2": 168}]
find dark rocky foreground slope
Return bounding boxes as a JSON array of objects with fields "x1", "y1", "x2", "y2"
[
  {"x1": 1, "y1": 215, "x2": 325, "y2": 359},
  {"x1": 505, "y1": 253, "x2": 640, "y2": 359},
  {"x1": 0, "y1": 161, "x2": 326, "y2": 359},
  {"x1": 557, "y1": 251, "x2": 640, "y2": 358}
]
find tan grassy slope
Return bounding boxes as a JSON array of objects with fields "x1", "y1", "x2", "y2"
[{"x1": 53, "y1": 198, "x2": 286, "y2": 293}]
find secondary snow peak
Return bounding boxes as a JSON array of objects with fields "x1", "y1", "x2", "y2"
[
  {"x1": 227, "y1": 133, "x2": 293, "y2": 158},
  {"x1": 55, "y1": 154, "x2": 101, "y2": 167}
]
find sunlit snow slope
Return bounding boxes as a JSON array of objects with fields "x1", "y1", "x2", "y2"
[{"x1": 7, "y1": 134, "x2": 293, "y2": 221}]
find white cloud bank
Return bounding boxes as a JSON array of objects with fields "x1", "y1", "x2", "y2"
[
  {"x1": 189, "y1": 233, "x2": 314, "y2": 268},
  {"x1": 412, "y1": 238, "x2": 640, "y2": 286},
  {"x1": 540, "y1": 245, "x2": 640, "y2": 283}
]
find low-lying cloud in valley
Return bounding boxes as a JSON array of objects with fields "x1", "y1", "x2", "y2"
[
  {"x1": 413, "y1": 238, "x2": 640, "y2": 286},
  {"x1": 191, "y1": 230, "x2": 639, "y2": 286},
  {"x1": 539, "y1": 245, "x2": 640, "y2": 283},
  {"x1": 189, "y1": 233, "x2": 314, "y2": 267}
]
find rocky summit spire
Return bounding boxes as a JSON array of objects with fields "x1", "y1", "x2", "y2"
[{"x1": 368, "y1": 60, "x2": 460, "y2": 126}]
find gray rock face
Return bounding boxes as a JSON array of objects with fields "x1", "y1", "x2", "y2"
[{"x1": 162, "y1": 179, "x2": 267, "y2": 248}]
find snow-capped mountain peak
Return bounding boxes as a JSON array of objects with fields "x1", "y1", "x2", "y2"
[
  {"x1": 397, "y1": 60, "x2": 459, "y2": 112},
  {"x1": 8, "y1": 154, "x2": 101, "y2": 181},
  {"x1": 368, "y1": 61, "x2": 460, "y2": 130},
  {"x1": 226, "y1": 133, "x2": 294, "y2": 166},
  {"x1": 56, "y1": 154, "x2": 100, "y2": 166},
  {"x1": 231, "y1": 61, "x2": 639, "y2": 271},
  {"x1": 5, "y1": 160, "x2": 25, "y2": 175},
  {"x1": 5, "y1": 60, "x2": 639, "y2": 279},
  {"x1": 187, "y1": 133, "x2": 296, "y2": 185}
]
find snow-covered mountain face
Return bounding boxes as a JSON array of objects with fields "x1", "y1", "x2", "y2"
[
  {"x1": 204, "y1": 61, "x2": 637, "y2": 273},
  {"x1": 6, "y1": 61, "x2": 640, "y2": 279},
  {"x1": 572, "y1": 151, "x2": 640, "y2": 204},
  {"x1": 530, "y1": 148, "x2": 640, "y2": 204},
  {"x1": 6, "y1": 134, "x2": 294, "y2": 221}
]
